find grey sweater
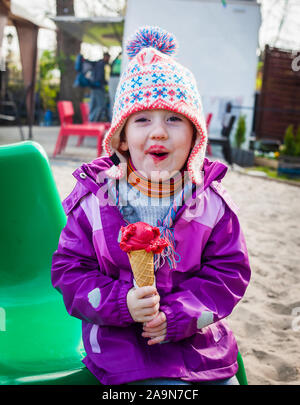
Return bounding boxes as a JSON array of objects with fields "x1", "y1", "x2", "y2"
[{"x1": 109, "y1": 178, "x2": 174, "y2": 226}]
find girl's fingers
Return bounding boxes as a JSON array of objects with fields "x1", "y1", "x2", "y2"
[
  {"x1": 144, "y1": 311, "x2": 166, "y2": 328},
  {"x1": 140, "y1": 303, "x2": 159, "y2": 316},
  {"x1": 142, "y1": 327, "x2": 167, "y2": 338},
  {"x1": 143, "y1": 321, "x2": 166, "y2": 333},
  {"x1": 138, "y1": 295, "x2": 160, "y2": 310},
  {"x1": 140, "y1": 314, "x2": 159, "y2": 323},
  {"x1": 147, "y1": 335, "x2": 166, "y2": 345},
  {"x1": 135, "y1": 286, "x2": 157, "y2": 299}
]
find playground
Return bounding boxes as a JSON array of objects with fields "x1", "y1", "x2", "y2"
[{"x1": 1, "y1": 0, "x2": 300, "y2": 387}]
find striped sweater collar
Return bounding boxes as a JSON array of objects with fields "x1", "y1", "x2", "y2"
[{"x1": 127, "y1": 157, "x2": 188, "y2": 198}]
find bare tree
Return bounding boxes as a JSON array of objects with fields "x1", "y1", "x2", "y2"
[
  {"x1": 78, "y1": 0, "x2": 126, "y2": 17},
  {"x1": 274, "y1": 0, "x2": 289, "y2": 47},
  {"x1": 56, "y1": 0, "x2": 83, "y2": 122}
]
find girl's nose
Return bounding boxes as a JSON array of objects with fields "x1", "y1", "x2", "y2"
[{"x1": 149, "y1": 123, "x2": 168, "y2": 140}]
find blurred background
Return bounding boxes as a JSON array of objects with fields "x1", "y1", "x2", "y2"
[{"x1": 1, "y1": 0, "x2": 300, "y2": 176}]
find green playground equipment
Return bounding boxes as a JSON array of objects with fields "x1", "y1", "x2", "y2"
[
  {"x1": 0, "y1": 141, "x2": 98, "y2": 385},
  {"x1": 0, "y1": 141, "x2": 247, "y2": 385},
  {"x1": 236, "y1": 351, "x2": 248, "y2": 385}
]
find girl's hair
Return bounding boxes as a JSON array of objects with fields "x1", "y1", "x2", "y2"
[
  {"x1": 118, "y1": 127, "x2": 129, "y2": 159},
  {"x1": 119, "y1": 126, "x2": 126, "y2": 145}
]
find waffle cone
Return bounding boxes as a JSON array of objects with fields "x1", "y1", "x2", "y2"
[{"x1": 128, "y1": 249, "x2": 154, "y2": 287}]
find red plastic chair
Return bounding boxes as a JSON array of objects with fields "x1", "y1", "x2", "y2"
[
  {"x1": 53, "y1": 101, "x2": 107, "y2": 157},
  {"x1": 206, "y1": 113, "x2": 213, "y2": 131},
  {"x1": 205, "y1": 113, "x2": 213, "y2": 156},
  {"x1": 77, "y1": 103, "x2": 111, "y2": 147}
]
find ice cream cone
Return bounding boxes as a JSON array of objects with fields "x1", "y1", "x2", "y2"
[
  {"x1": 128, "y1": 249, "x2": 155, "y2": 287},
  {"x1": 119, "y1": 222, "x2": 169, "y2": 287}
]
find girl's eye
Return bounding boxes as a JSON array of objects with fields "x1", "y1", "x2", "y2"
[
  {"x1": 168, "y1": 116, "x2": 182, "y2": 122},
  {"x1": 135, "y1": 117, "x2": 148, "y2": 122}
]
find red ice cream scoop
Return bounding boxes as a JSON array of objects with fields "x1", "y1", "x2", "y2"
[{"x1": 119, "y1": 222, "x2": 169, "y2": 254}]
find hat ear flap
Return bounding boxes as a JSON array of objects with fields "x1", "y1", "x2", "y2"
[
  {"x1": 187, "y1": 125, "x2": 207, "y2": 184},
  {"x1": 105, "y1": 151, "x2": 127, "y2": 180}
]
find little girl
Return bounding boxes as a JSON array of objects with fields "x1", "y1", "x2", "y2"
[{"x1": 52, "y1": 26, "x2": 251, "y2": 385}]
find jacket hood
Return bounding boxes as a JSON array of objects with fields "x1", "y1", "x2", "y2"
[{"x1": 201, "y1": 158, "x2": 228, "y2": 190}]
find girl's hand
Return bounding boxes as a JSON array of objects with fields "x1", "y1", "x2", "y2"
[
  {"x1": 126, "y1": 286, "x2": 160, "y2": 323},
  {"x1": 142, "y1": 311, "x2": 167, "y2": 345}
]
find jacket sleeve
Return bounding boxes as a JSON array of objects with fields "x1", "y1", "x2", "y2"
[
  {"x1": 159, "y1": 203, "x2": 251, "y2": 342},
  {"x1": 51, "y1": 200, "x2": 134, "y2": 327}
]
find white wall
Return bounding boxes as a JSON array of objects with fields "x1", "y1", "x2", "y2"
[{"x1": 124, "y1": 0, "x2": 261, "y2": 148}]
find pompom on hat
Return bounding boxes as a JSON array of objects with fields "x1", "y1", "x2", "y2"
[{"x1": 103, "y1": 26, "x2": 207, "y2": 184}]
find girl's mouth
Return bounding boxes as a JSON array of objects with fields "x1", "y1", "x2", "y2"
[
  {"x1": 148, "y1": 152, "x2": 169, "y2": 162},
  {"x1": 146, "y1": 145, "x2": 169, "y2": 162}
]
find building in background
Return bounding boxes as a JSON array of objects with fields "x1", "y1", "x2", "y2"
[{"x1": 123, "y1": 0, "x2": 261, "y2": 149}]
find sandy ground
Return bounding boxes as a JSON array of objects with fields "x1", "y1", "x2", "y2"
[
  {"x1": 1, "y1": 126, "x2": 300, "y2": 385},
  {"x1": 221, "y1": 170, "x2": 300, "y2": 385}
]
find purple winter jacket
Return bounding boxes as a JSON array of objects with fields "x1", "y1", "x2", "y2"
[{"x1": 51, "y1": 157, "x2": 251, "y2": 385}]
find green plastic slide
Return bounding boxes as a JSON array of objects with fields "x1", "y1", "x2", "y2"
[
  {"x1": 0, "y1": 141, "x2": 98, "y2": 385},
  {"x1": 236, "y1": 351, "x2": 248, "y2": 385}
]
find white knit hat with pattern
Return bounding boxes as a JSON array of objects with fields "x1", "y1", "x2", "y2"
[{"x1": 103, "y1": 26, "x2": 207, "y2": 184}]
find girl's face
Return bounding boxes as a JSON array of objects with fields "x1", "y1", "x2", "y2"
[{"x1": 120, "y1": 109, "x2": 194, "y2": 181}]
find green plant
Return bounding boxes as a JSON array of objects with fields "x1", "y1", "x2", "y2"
[
  {"x1": 41, "y1": 84, "x2": 57, "y2": 112},
  {"x1": 38, "y1": 50, "x2": 60, "y2": 112},
  {"x1": 245, "y1": 166, "x2": 300, "y2": 183},
  {"x1": 295, "y1": 125, "x2": 300, "y2": 156},
  {"x1": 280, "y1": 124, "x2": 300, "y2": 157},
  {"x1": 234, "y1": 115, "x2": 246, "y2": 148}
]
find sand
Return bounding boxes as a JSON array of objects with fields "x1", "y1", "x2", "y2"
[
  {"x1": 50, "y1": 158, "x2": 300, "y2": 385},
  {"x1": 221, "y1": 169, "x2": 300, "y2": 385}
]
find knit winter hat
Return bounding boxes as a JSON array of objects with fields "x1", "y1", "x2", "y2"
[{"x1": 103, "y1": 26, "x2": 207, "y2": 184}]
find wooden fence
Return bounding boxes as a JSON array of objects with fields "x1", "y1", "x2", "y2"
[{"x1": 255, "y1": 45, "x2": 300, "y2": 143}]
